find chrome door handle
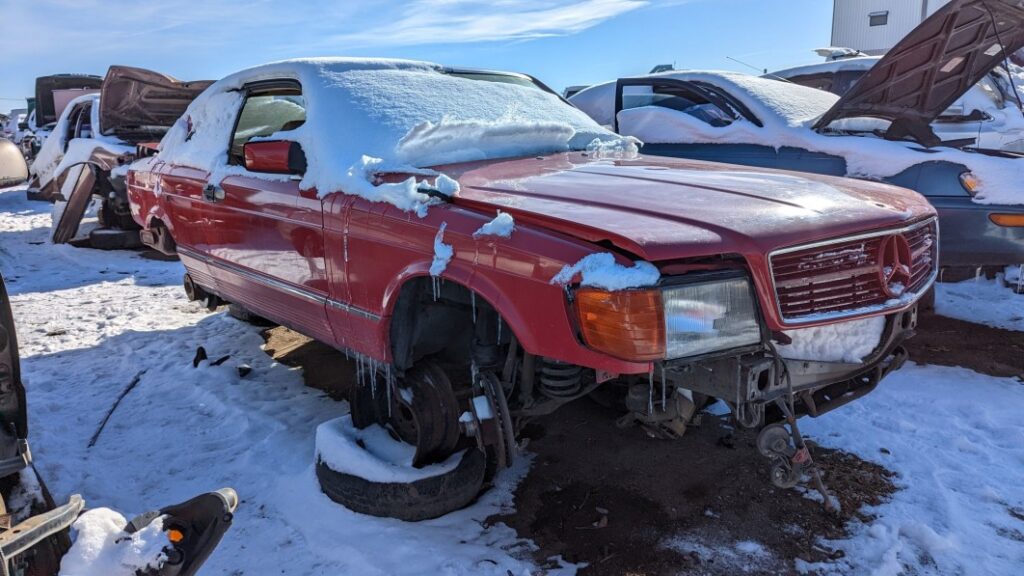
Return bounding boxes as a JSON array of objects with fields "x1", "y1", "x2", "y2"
[{"x1": 203, "y1": 184, "x2": 225, "y2": 203}]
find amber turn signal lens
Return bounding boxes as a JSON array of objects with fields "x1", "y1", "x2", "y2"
[
  {"x1": 990, "y1": 213, "x2": 1024, "y2": 227},
  {"x1": 959, "y1": 172, "x2": 981, "y2": 196},
  {"x1": 575, "y1": 288, "x2": 665, "y2": 362},
  {"x1": 167, "y1": 529, "x2": 185, "y2": 544}
]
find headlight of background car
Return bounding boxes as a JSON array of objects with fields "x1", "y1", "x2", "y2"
[
  {"x1": 575, "y1": 274, "x2": 762, "y2": 362},
  {"x1": 662, "y1": 276, "x2": 761, "y2": 358}
]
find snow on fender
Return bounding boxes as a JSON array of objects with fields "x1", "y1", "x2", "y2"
[{"x1": 314, "y1": 415, "x2": 487, "y2": 521}]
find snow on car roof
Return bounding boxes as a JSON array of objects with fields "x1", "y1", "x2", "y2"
[
  {"x1": 158, "y1": 57, "x2": 627, "y2": 215},
  {"x1": 770, "y1": 56, "x2": 881, "y2": 79},
  {"x1": 570, "y1": 70, "x2": 839, "y2": 130}
]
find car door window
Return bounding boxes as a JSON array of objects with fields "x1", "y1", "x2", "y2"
[
  {"x1": 621, "y1": 84, "x2": 735, "y2": 128},
  {"x1": 229, "y1": 84, "x2": 306, "y2": 165}
]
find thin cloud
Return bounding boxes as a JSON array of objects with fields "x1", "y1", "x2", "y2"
[{"x1": 328, "y1": 0, "x2": 649, "y2": 48}]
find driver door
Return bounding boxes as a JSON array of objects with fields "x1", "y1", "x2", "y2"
[{"x1": 203, "y1": 80, "x2": 333, "y2": 342}]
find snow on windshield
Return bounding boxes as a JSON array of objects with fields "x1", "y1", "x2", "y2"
[{"x1": 159, "y1": 58, "x2": 629, "y2": 215}]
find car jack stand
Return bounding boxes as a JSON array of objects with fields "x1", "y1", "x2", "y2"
[{"x1": 757, "y1": 398, "x2": 837, "y2": 513}]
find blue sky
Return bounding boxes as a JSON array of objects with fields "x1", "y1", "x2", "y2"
[{"x1": 0, "y1": 0, "x2": 832, "y2": 115}]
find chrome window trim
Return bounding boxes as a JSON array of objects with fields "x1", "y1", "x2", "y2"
[
  {"x1": 767, "y1": 217, "x2": 939, "y2": 326},
  {"x1": 177, "y1": 246, "x2": 382, "y2": 322}
]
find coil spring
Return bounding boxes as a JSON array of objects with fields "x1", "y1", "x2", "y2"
[{"x1": 538, "y1": 359, "x2": 583, "y2": 398}]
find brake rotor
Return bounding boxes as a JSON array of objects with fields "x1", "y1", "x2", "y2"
[
  {"x1": 475, "y1": 371, "x2": 516, "y2": 470},
  {"x1": 757, "y1": 422, "x2": 795, "y2": 458}
]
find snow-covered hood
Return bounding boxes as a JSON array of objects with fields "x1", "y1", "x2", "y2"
[
  {"x1": 815, "y1": 0, "x2": 1024, "y2": 143},
  {"x1": 449, "y1": 152, "x2": 934, "y2": 262}
]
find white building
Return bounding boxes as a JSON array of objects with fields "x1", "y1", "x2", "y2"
[{"x1": 831, "y1": 0, "x2": 952, "y2": 54}]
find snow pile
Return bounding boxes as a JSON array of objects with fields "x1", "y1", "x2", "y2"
[
  {"x1": 801, "y1": 364, "x2": 1024, "y2": 575},
  {"x1": 59, "y1": 508, "x2": 169, "y2": 576},
  {"x1": 777, "y1": 315, "x2": 885, "y2": 363},
  {"x1": 935, "y1": 274, "x2": 1024, "y2": 332},
  {"x1": 585, "y1": 135, "x2": 641, "y2": 158},
  {"x1": 430, "y1": 222, "x2": 454, "y2": 276},
  {"x1": 159, "y1": 58, "x2": 626, "y2": 215},
  {"x1": 550, "y1": 252, "x2": 660, "y2": 290},
  {"x1": 571, "y1": 70, "x2": 1024, "y2": 205},
  {"x1": 473, "y1": 211, "x2": 515, "y2": 239},
  {"x1": 316, "y1": 416, "x2": 465, "y2": 483}
]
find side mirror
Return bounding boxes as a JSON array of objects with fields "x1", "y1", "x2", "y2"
[{"x1": 243, "y1": 140, "x2": 306, "y2": 175}]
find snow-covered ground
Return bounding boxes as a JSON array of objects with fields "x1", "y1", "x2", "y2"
[
  {"x1": 1, "y1": 184, "x2": 1022, "y2": 575},
  {"x1": 936, "y1": 276, "x2": 1024, "y2": 333}
]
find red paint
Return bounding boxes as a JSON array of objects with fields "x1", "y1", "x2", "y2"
[{"x1": 128, "y1": 151, "x2": 935, "y2": 375}]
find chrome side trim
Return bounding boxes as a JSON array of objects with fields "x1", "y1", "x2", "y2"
[
  {"x1": 326, "y1": 298, "x2": 381, "y2": 321},
  {"x1": 177, "y1": 246, "x2": 382, "y2": 321},
  {"x1": 767, "y1": 217, "x2": 940, "y2": 326}
]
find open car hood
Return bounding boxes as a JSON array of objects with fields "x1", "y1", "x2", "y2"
[
  {"x1": 34, "y1": 74, "x2": 103, "y2": 126},
  {"x1": 99, "y1": 66, "x2": 212, "y2": 144},
  {"x1": 814, "y1": 0, "x2": 1024, "y2": 146}
]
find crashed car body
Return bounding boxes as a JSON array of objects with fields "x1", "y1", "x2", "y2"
[
  {"x1": 569, "y1": 0, "x2": 1024, "y2": 271},
  {"x1": 129, "y1": 57, "x2": 935, "y2": 516},
  {"x1": 28, "y1": 67, "x2": 210, "y2": 247},
  {"x1": 771, "y1": 54, "x2": 1024, "y2": 153},
  {"x1": 0, "y1": 272, "x2": 237, "y2": 575}
]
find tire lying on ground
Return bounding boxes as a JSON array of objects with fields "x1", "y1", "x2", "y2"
[{"x1": 315, "y1": 415, "x2": 487, "y2": 522}]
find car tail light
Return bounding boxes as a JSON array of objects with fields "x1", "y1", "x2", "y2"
[
  {"x1": 575, "y1": 288, "x2": 665, "y2": 362},
  {"x1": 990, "y1": 213, "x2": 1024, "y2": 227}
]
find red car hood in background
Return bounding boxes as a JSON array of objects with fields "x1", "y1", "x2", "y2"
[{"x1": 447, "y1": 153, "x2": 935, "y2": 262}]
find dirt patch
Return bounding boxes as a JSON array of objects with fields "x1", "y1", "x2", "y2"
[
  {"x1": 262, "y1": 325, "x2": 355, "y2": 400},
  {"x1": 494, "y1": 400, "x2": 895, "y2": 575},
  {"x1": 905, "y1": 312, "x2": 1024, "y2": 379}
]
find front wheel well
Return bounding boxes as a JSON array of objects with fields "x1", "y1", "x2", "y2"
[{"x1": 388, "y1": 277, "x2": 510, "y2": 373}]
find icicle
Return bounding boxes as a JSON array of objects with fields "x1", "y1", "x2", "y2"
[
  {"x1": 647, "y1": 370, "x2": 654, "y2": 415},
  {"x1": 386, "y1": 364, "x2": 392, "y2": 418},
  {"x1": 471, "y1": 292, "x2": 477, "y2": 324},
  {"x1": 660, "y1": 364, "x2": 666, "y2": 411}
]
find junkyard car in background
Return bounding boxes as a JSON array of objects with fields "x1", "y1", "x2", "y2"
[
  {"x1": 28, "y1": 66, "x2": 210, "y2": 248},
  {"x1": 569, "y1": 0, "x2": 1024, "y2": 274},
  {"x1": 771, "y1": 53, "x2": 1024, "y2": 153},
  {"x1": 130, "y1": 57, "x2": 936, "y2": 520},
  {"x1": 0, "y1": 271, "x2": 238, "y2": 575},
  {"x1": 24, "y1": 74, "x2": 103, "y2": 161}
]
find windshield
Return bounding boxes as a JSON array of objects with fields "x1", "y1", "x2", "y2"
[{"x1": 316, "y1": 65, "x2": 620, "y2": 167}]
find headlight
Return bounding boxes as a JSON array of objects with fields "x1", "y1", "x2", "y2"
[
  {"x1": 662, "y1": 276, "x2": 761, "y2": 358},
  {"x1": 574, "y1": 274, "x2": 762, "y2": 362}
]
